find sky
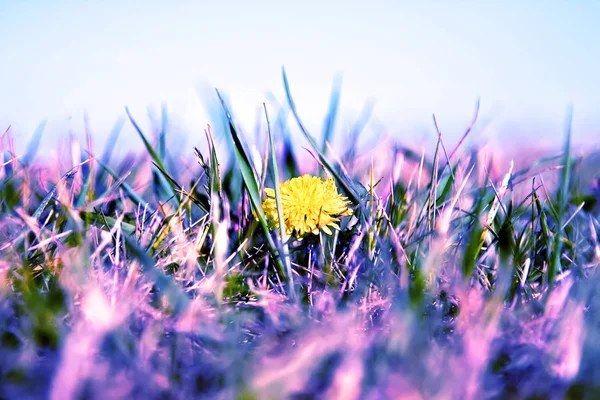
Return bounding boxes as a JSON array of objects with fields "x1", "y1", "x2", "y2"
[{"x1": 1, "y1": 1, "x2": 599, "y2": 154}]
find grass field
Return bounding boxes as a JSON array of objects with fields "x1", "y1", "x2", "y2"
[{"x1": 1, "y1": 73, "x2": 599, "y2": 399}]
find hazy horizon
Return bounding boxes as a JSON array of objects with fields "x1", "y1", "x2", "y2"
[{"x1": 1, "y1": 1, "x2": 599, "y2": 154}]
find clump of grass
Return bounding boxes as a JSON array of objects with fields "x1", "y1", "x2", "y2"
[{"x1": 0, "y1": 73, "x2": 599, "y2": 399}]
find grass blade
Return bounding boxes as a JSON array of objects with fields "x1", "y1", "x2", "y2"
[
  {"x1": 264, "y1": 104, "x2": 295, "y2": 298},
  {"x1": 282, "y1": 67, "x2": 364, "y2": 208},
  {"x1": 125, "y1": 107, "x2": 176, "y2": 201},
  {"x1": 101, "y1": 117, "x2": 126, "y2": 166},
  {"x1": 151, "y1": 160, "x2": 209, "y2": 213},
  {"x1": 548, "y1": 105, "x2": 573, "y2": 285},
  {"x1": 94, "y1": 156, "x2": 154, "y2": 214},
  {"x1": 215, "y1": 90, "x2": 288, "y2": 286},
  {"x1": 321, "y1": 74, "x2": 342, "y2": 156},
  {"x1": 23, "y1": 120, "x2": 47, "y2": 166},
  {"x1": 123, "y1": 233, "x2": 190, "y2": 314},
  {"x1": 159, "y1": 103, "x2": 168, "y2": 161}
]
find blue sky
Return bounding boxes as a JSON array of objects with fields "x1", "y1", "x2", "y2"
[{"x1": 1, "y1": 1, "x2": 599, "y2": 152}]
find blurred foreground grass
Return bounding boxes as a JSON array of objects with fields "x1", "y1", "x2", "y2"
[{"x1": 0, "y1": 73, "x2": 599, "y2": 399}]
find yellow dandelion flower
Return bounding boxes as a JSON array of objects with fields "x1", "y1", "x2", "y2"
[{"x1": 262, "y1": 174, "x2": 353, "y2": 238}]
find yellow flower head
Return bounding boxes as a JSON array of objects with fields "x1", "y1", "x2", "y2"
[{"x1": 262, "y1": 174, "x2": 353, "y2": 238}]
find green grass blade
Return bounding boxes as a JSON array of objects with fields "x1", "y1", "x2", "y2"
[
  {"x1": 215, "y1": 90, "x2": 288, "y2": 284},
  {"x1": 321, "y1": 74, "x2": 342, "y2": 156},
  {"x1": 75, "y1": 164, "x2": 93, "y2": 208},
  {"x1": 264, "y1": 104, "x2": 295, "y2": 298},
  {"x1": 94, "y1": 156, "x2": 154, "y2": 214},
  {"x1": 151, "y1": 160, "x2": 209, "y2": 213},
  {"x1": 159, "y1": 103, "x2": 168, "y2": 161},
  {"x1": 101, "y1": 117, "x2": 125, "y2": 167},
  {"x1": 548, "y1": 105, "x2": 573, "y2": 285},
  {"x1": 126, "y1": 107, "x2": 166, "y2": 171},
  {"x1": 462, "y1": 189, "x2": 487, "y2": 278},
  {"x1": 125, "y1": 107, "x2": 176, "y2": 201},
  {"x1": 282, "y1": 67, "x2": 364, "y2": 208},
  {"x1": 80, "y1": 211, "x2": 136, "y2": 236},
  {"x1": 206, "y1": 126, "x2": 223, "y2": 198},
  {"x1": 267, "y1": 97, "x2": 299, "y2": 177},
  {"x1": 343, "y1": 100, "x2": 375, "y2": 166},
  {"x1": 33, "y1": 166, "x2": 78, "y2": 221},
  {"x1": 96, "y1": 117, "x2": 125, "y2": 186},
  {"x1": 123, "y1": 233, "x2": 190, "y2": 314},
  {"x1": 23, "y1": 120, "x2": 47, "y2": 166},
  {"x1": 0, "y1": 166, "x2": 78, "y2": 252}
]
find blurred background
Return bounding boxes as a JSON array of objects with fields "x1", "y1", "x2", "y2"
[{"x1": 1, "y1": 0, "x2": 599, "y2": 157}]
